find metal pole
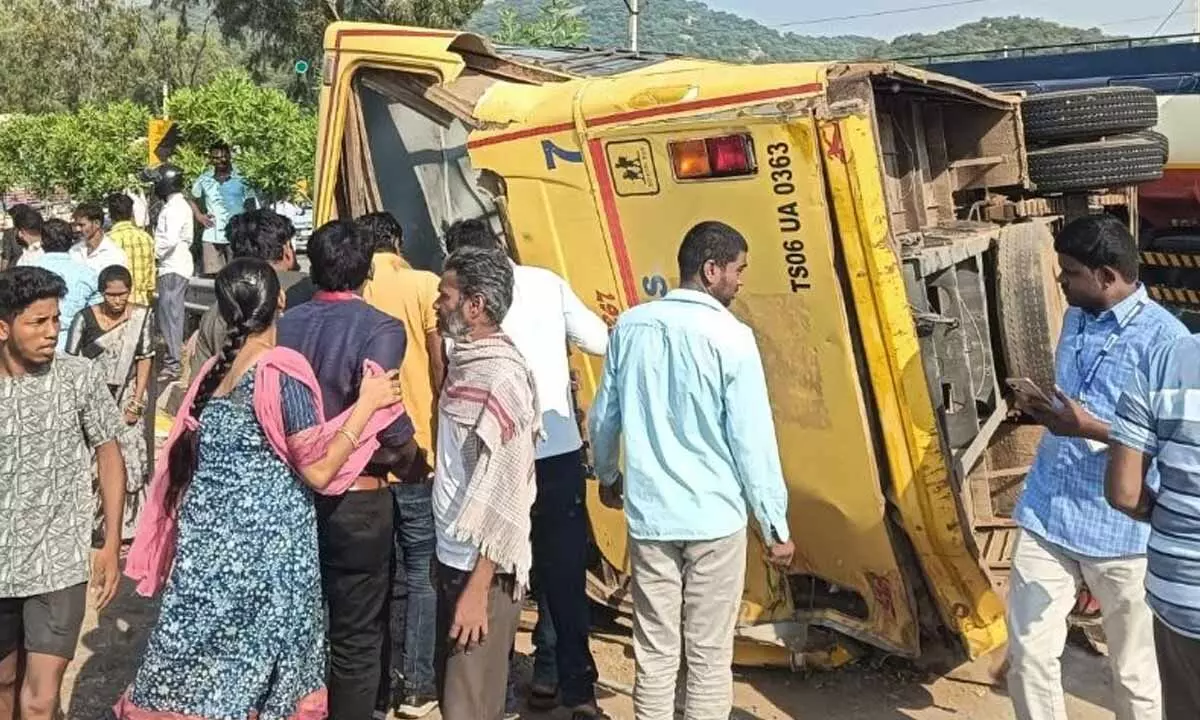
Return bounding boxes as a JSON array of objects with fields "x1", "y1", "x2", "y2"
[
  {"x1": 629, "y1": 0, "x2": 639, "y2": 53},
  {"x1": 1194, "y1": 0, "x2": 1200, "y2": 40}
]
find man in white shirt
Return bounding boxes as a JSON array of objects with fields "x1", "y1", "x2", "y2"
[
  {"x1": 70, "y1": 203, "x2": 128, "y2": 273},
  {"x1": 151, "y1": 165, "x2": 195, "y2": 382},
  {"x1": 445, "y1": 219, "x2": 609, "y2": 720}
]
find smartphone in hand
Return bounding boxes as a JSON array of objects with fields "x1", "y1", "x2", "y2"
[{"x1": 1006, "y1": 377, "x2": 1057, "y2": 407}]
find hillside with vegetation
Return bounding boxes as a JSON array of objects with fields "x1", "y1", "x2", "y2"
[{"x1": 468, "y1": 0, "x2": 1116, "y2": 62}]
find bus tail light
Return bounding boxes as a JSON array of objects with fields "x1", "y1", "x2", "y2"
[
  {"x1": 670, "y1": 140, "x2": 711, "y2": 179},
  {"x1": 669, "y1": 134, "x2": 756, "y2": 180}
]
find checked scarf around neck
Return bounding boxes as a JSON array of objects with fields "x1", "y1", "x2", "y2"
[{"x1": 440, "y1": 333, "x2": 542, "y2": 595}]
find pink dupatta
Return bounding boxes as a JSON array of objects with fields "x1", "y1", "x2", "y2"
[{"x1": 125, "y1": 347, "x2": 407, "y2": 597}]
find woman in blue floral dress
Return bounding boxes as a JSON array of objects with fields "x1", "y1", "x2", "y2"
[{"x1": 117, "y1": 259, "x2": 404, "y2": 720}]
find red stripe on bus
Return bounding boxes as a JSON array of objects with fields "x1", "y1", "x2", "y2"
[{"x1": 588, "y1": 139, "x2": 639, "y2": 308}]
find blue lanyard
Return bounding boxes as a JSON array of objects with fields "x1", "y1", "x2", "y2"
[{"x1": 1075, "y1": 299, "x2": 1147, "y2": 396}]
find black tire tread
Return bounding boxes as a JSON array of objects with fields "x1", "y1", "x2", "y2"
[
  {"x1": 1028, "y1": 137, "x2": 1165, "y2": 193},
  {"x1": 995, "y1": 222, "x2": 1064, "y2": 390},
  {"x1": 1022, "y1": 86, "x2": 1158, "y2": 142},
  {"x1": 1133, "y1": 129, "x2": 1170, "y2": 159}
]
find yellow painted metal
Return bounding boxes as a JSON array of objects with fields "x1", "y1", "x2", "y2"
[
  {"x1": 147, "y1": 119, "x2": 173, "y2": 166},
  {"x1": 1140, "y1": 251, "x2": 1200, "y2": 268},
  {"x1": 726, "y1": 642, "x2": 858, "y2": 670},
  {"x1": 313, "y1": 22, "x2": 1018, "y2": 661},
  {"x1": 579, "y1": 113, "x2": 921, "y2": 655},
  {"x1": 472, "y1": 59, "x2": 828, "y2": 131},
  {"x1": 469, "y1": 128, "x2": 621, "y2": 392},
  {"x1": 315, "y1": 22, "x2": 472, "y2": 223},
  {"x1": 817, "y1": 112, "x2": 1007, "y2": 657}
]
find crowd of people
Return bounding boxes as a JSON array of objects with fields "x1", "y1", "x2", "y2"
[
  {"x1": 0, "y1": 144, "x2": 794, "y2": 720},
  {"x1": 1, "y1": 146, "x2": 1199, "y2": 720}
]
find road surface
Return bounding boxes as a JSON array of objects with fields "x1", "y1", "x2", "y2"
[{"x1": 61, "y1": 570, "x2": 1117, "y2": 720}]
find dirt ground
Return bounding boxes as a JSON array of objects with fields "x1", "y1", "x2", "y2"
[{"x1": 61, "y1": 570, "x2": 1118, "y2": 720}]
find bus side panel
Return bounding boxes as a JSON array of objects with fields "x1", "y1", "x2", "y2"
[
  {"x1": 818, "y1": 111, "x2": 1007, "y2": 659},
  {"x1": 584, "y1": 113, "x2": 922, "y2": 655},
  {"x1": 468, "y1": 129, "x2": 635, "y2": 570}
]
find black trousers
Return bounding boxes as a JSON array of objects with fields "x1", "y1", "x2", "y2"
[
  {"x1": 315, "y1": 488, "x2": 393, "y2": 720},
  {"x1": 531, "y1": 450, "x2": 599, "y2": 708},
  {"x1": 1156, "y1": 617, "x2": 1200, "y2": 720}
]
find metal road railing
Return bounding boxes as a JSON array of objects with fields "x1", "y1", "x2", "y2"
[{"x1": 899, "y1": 33, "x2": 1200, "y2": 66}]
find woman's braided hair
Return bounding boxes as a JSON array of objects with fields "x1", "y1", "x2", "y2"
[{"x1": 165, "y1": 258, "x2": 281, "y2": 513}]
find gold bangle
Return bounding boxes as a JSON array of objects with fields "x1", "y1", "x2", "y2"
[{"x1": 337, "y1": 428, "x2": 361, "y2": 448}]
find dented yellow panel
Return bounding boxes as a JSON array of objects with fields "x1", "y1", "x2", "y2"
[
  {"x1": 818, "y1": 112, "x2": 1007, "y2": 657},
  {"x1": 581, "y1": 114, "x2": 921, "y2": 655}
]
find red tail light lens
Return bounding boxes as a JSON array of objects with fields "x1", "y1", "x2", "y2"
[
  {"x1": 668, "y1": 133, "x2": 757, "y2": 180},
  {"x1": 708, "y1": 134, "x2": 754, "y2": 175}
]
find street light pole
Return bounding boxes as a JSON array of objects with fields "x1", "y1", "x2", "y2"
[{"x1": 629, "y1": 0, "x2": 640, "y2": 53}]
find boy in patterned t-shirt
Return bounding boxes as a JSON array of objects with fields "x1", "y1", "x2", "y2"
[{"x1": 0, "y1": 266, "x2": 125, "y2": 720}]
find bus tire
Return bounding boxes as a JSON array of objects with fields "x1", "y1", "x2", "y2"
[
  {"x1": 995, "y1": 221, "x2": 1067, "y2": 390},
  {"x1": 1133, "y1": 129, "x2": 1170, "y2": 160},
  {"x1": 1028, "y1": 136, "x2": 1165, "y2": 193},
  {"x1": 1022, "y1": 86, "x2": 1158, "y2": 143}
]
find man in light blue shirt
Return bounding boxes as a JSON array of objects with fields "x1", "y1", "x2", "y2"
[
  {"x1": 191, "y1": 141, "x2": 258, "y2": 275},
  {"x1": 27, "y1": 218, "x2": 97, "y2": 350},
  {"x1": 1007, "y1": 215, "x2": 1185, "y2": 720},
  {"x1": 1109, "y1": 334, "x2": 1200, "y2": 719},
  {"x1": 589, "y1": 221, "x2": 793, "y2": 720}
]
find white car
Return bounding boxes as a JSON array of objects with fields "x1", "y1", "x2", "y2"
[{"x1": 273, "y1": 200, "x2": 313, "y2": 253}]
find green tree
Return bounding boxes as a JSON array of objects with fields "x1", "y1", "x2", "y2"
[
  {"x1": 494, "y1": 0, "x2": 587, "y2": 47},
  {"x1": 884, "y1": 16, "x2": 1111, "y2": 61},
  {"x1": 135, "y1": 12, "x2": 249, "y2": 101},
  {"x1": 49, "y1": 102, "x2": 154, "y2": 199},
  {"x1": 0, "y1": 0, "x2": 241, "y2": 114},
  {"x1": 0, "y1": 102, "x2": 150, "y2": 199},
  {"x1": 166, "y1": 71, "x2": 317, "y2": 202},
  {"x1": 0, "y1": 73, "x2": 314, "y2": 203},
  {"x1": 469, "y1": 0, "x2": 1114, "y2": 63},
  {"x1": 0, "y1": 116, "x2": 56, "y2": 195},
  {"x1": 155, "y1": 0, "x2": 486, "y2": 72}
]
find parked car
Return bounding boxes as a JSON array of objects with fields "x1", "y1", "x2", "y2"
[{"x1": 273, "y1": 200, "x2": 313, "y2": 253}]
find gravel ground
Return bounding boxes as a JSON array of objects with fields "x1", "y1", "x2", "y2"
[{"x1": 60, "y1": 568, "x2": 1116, "y2": 720}]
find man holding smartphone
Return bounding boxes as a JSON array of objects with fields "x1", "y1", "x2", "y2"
[{"x1": 1006, "y1": 215, "x2": 1187, "y2": 720}]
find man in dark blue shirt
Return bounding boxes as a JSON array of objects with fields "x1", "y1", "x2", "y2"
[{"x1": 278, "y1": 220, "x2": 425, "y2": 720}]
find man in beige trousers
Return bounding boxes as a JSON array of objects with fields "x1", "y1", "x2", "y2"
[{"x1": 589, "y1": 222, "x2": 794, "y2": 720}]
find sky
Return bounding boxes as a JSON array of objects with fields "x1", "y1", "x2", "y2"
[{"x1": 701, "y1": 0, "x2": 1200, "y2": 39}]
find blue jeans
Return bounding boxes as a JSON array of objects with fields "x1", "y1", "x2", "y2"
[
  {"x1": 529, "y1": 450, "x2": 598, "y2": 708},
  {"x1": 380, "y1": 481, "x2": 438, "y2": 699},
  {"x1": 533, "y1": 595, "x2": 559, "y2": 689}
]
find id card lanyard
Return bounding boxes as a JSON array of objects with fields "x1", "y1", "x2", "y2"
[{"x1": 1074, "y1": 299, "x2": 1147, "y2": 406}]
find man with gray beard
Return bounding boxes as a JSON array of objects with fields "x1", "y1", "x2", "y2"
[{"x1": 431, "y1": 245, "x2": 540, "y2": 720}]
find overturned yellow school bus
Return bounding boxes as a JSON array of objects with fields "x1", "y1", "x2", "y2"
[{"x1": 312, "y1": 23, "x2": 1147, "y2": 667}]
